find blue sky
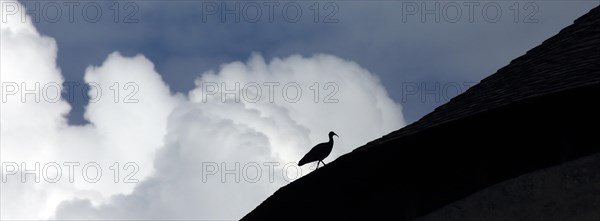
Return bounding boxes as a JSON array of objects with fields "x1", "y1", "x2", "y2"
[{"x1": 25, "y1": 0, "x2": 599, "y2": 124}]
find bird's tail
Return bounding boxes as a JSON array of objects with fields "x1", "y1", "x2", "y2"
[{"x1": 298, "y1": 157, "x2": 308, "y2": 166}]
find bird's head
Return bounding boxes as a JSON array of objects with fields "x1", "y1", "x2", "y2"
[{"x1": 329, "y1": 131, "x2": 338, "y2": 138}]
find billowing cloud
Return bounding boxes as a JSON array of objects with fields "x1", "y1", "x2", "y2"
[
  {"x1": 1, "y1": 1, "x2": 405, "y2": 219},
  {"x1": 1, "y1": 2, "x2": 182, "y2": 217},
  {"x1": 54, "y1": 52, "x2": 405, "y2": 219}
]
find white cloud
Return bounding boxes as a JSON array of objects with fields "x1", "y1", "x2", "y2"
[
  {"x1": 1, "y1": 1, "x2": 182, "y2": 218},
  {"x1": 1, "y1": 1, "x2": 405, "y2": 219},
  {"x1": 53, "y1": 53, "x2": 405, "y2": 220}
]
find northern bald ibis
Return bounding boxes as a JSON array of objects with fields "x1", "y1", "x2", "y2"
[{"x1": 298, "y1": 131, "x2": 338, "y2": 170}]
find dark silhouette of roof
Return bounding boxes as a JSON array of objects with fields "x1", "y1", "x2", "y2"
[{"x1": 243, "y1": 5, "x2": 600, "y2": 221}]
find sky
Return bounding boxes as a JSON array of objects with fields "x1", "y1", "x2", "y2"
[{"x1": 1, "y1": 0, "x2": 599, "y2": 219}]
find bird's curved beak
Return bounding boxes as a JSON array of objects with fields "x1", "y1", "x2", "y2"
[{"x1": 334, "y1": 133, "x2": 339, "y2": 137}]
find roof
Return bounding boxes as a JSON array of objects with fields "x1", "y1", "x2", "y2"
[
  {"x1": 357, "y1": 5, "x2": 600, "y2": 151},
  {"x1": 243, "y1": 6, "x2": 600, "y2": 221}
]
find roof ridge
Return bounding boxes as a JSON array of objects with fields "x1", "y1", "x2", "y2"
[{"x1": 354, "y1": 5, "x2": 600, "y2": 152}]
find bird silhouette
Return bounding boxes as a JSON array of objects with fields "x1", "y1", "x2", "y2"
[{"x1": 298, "y1": 131, "x2": 338, "y2": 170}]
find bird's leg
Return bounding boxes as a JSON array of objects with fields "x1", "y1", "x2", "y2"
[
  {"x1": 316, "y1": 162, "x2": 320, "y2": 170},
  {"x1": 321, "y1": 160, "x2": 326, "y2": 166}
]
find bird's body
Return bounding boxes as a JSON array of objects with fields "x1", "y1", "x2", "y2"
[{"x1": 298, "y1": 131, "x2": 338, "y2": 169}]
